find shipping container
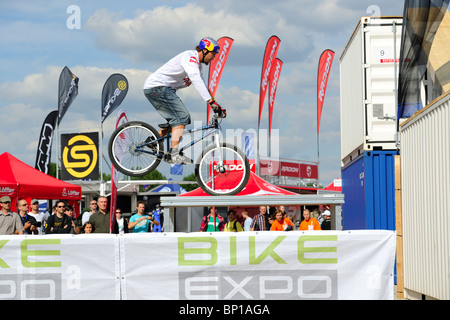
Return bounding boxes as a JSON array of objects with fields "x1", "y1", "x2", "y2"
[
  {"x1": 399, "y1": 92, "x2": 450, "y2": 300},
  {"x1": 341, "y1": 150, "x2": 398, "y2": 230},
  {"x1": 340, "y1": 17, "x2": 403, "y2": 166}
]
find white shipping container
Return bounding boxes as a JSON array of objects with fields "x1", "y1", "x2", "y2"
[
  {"x1": 340, "y1": 17, "x2": 403, "y2": 166},
  {"x1": 399, "y1": 92, "x2": 450, "y2": 300}
]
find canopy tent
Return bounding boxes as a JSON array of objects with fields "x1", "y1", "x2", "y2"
[
  {"x1": 0, "y1": 152, "x2": 82, "y2": 212},
  {"x1": 324, "y1": 179, "x2": 342, "y2": 192},
  {"x1": 161, "y1": 172, "x2": 345, "y2": 232},
  {"x1": 180, "y1": 172, "x2": 297, "y2": 197}
]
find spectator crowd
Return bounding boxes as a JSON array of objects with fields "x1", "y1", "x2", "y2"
[{"x1": 0, "y1": 195, "x2": 333, "y2": 235}]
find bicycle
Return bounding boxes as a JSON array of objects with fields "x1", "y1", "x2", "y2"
[{"x1": 108, "y1": 111, "x2": 250, "y2": 196}]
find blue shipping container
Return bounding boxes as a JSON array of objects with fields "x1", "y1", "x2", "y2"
[{"x1": 341, "y1": 150, "x2": 398, "y2": 231}]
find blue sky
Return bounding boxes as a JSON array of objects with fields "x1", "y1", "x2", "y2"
[{"x1": 0, "y1": 0, "x2": 405, "y2": 185}]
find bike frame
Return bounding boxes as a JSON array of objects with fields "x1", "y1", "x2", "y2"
[{"x1": 135, "y1": 117, "x2": 223, "y2": 161}]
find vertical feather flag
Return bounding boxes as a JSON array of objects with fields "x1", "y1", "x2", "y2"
[
  {"x1": 317, "y1": 49, "x2": 335, "y2": 134},
  {"x1": 258, "y1": 36, "x2": 281, "y2": 128},
  {"x1": 207, "y1": 36, "x2": 234, "y2": 122},
  {"x1": 268, "y1": 58, "x2": 283, "y2": 139}
]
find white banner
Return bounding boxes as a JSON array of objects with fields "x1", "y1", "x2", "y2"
[
  {"x1": 121, "y1": 230, "x2": 396, "y2": 300},
  {"x1": 0, "y1": 230, "x2": 395, "y2": 300},
  {"x1": 0, "y1": 234, "x2": 120, "y2": 300}
]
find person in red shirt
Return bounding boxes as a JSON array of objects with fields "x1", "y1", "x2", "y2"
[
  {"x1": 270, "y1": 210, "x2": 295, "y2": 231},
  {"x1": 299, "y1": 208, "x2": 322, "y2": 231}
]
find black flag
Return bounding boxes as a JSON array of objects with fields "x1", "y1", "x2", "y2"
[
  {"x1": 35, "y1": 110, "x2": 58, "y2": 174},
  {"x1": 101, "y1": 74, "x2": 128, "y2": 123},
  {"x1": 58, "y1": 66, "x2": 79, "y2": 124}
]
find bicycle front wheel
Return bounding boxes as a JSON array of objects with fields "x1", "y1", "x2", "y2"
[
  {"x1": 108, "y1": 121, "x2": 163, "y2": 177},
  {"x1": 195, "y1": 142, "x2": 250, "y2": 196}
]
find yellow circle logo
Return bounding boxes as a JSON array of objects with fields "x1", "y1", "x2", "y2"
[
  {"x1": 62, "y1": 135, "x2": 98, "y2": 179},
  {"x1": 118, "y1": 80, "x2": 127, "y2": 91}
]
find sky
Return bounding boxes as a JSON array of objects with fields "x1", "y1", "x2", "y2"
[{"x1": 0, "y1": 0, "x2": 406, "y2": 186}]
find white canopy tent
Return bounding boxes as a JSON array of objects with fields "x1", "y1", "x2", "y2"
[{"x1": 160, "y1": 193, "x2": 345, "y2": 232}]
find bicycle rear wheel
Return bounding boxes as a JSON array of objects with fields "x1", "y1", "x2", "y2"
[
  {"x1": 108, "y1": 121, "x2": 163, "y2": 177},
  {"x1": 195, "y1": 142, "x2": 250, "y2": 196}
]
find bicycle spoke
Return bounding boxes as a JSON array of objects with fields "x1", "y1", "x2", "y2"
[
  {"x1": 196, "y1": 143, "x2": 250, "y2": 196},
  {"x1": 109, "y1": 121, "x2": 163, "y2": 177}
]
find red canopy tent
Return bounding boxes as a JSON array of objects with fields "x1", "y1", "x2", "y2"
[
  {"x1": 180, "y1": 172, "x2": 297, "y2": 197},
  {"x1": 324, "y1": 179, "x2": 342, "y2": 192},
  {"x1": 0, "y1": 152, "x2": 82, "y2": 212}
]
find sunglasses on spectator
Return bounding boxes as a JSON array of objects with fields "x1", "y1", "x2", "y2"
[{"x1": 1, "y1": 201, "x2": 11, "y2": 204}]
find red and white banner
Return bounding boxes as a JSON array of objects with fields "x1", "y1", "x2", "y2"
[
  {"x1": 258, "y1": 35, "x2": 281, "y2": 128},
  {"x1": 268, "y1": 58, "x2": 283, "y2": 138},
  {"x1": 300, "y1": 163, "x2": 318, "y2": 179},
  {"x1": 207, "y1": 36, "x2": 234, "y2": 122},
  {"x1": 260, "y1": 159, "x2": 318, "y2": 180},
  {"x1": 317, "y1": 49, "x2": 334, "y2": 134},
  {"x1": 110, "y1": 109, "x2": 128, "y2": 233}
]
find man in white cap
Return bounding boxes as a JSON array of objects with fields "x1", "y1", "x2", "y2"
[
  {"x1": 28, "y1": 199, "x2": 50, "y2": 235},
  {"x1": 0, "y1": 196, "x2": 24, "y2": 235},
  {"x1": 321, "y1": 209, "x2": 332, "y2": 230}
]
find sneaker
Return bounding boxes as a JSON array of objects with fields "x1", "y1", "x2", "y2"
[
  {"x1": 166, "y1": 151, "x2": 193, "y2": 165},
  {"x1": 144, "y1": 136, "x2": 157, "y2": 152}
]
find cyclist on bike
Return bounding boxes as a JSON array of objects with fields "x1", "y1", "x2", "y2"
[{"x1": 143, "y1": 37, "x2": 226, "y2": 164}]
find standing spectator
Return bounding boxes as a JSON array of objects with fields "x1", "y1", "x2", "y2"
[
  {"x1": 299, "y1": 208, "x2": 322, "y2": 231},
  {"x1": 224, "y1": 210, "x2": 243, "y2": 232},
  {"x1": 64, "y1": 205, "x2": 80, "y2": 234},
  {"x1": 0, "y1": 196, "x2": 24, "y2": 235},
  {"x1": 242, "y1": 210, "x2": 252, "y2": 231},
  {"x1": 152, "y1": 204, "x2": 163, "y2": 233},
  {"x1": 271, "y1": 210, "x2": 295, "y2": 231},
  {"x1": 17, "y1": 199, "x2": 39, "y2": 235},
  {"x1": 278, "y1": 205, "x2": 286, "y2": 217},
  {"x1": 80, "y1": 199, "x2": 98, "y2": 226},
  {"x1": 250, "y1": 206, "x2": 270, "y2": 231},
  {"x1": 128, "y1": 201, "x2": 159, "y2": 233},
  {"x1": 321, "y1": 210, "x2": 332, "y2": 230},
  {"x1": 82, "y1": 222, "x2": 94, "y2": 234},
  {"x1": 115, "y1": 208, "x2": 129, "y2": 234},
  {"x1": 200, "y1": 207, "x2": 225, "y2": 232},
  {"x1": 28, "y1": 199, "x2": 50, "y2": 235},
  {"x1": 89, "y1": 196, "x2": 118, "y2": 233},
  {"x1": 44, "y1": 200, "x2": 71, "y2": 234}
]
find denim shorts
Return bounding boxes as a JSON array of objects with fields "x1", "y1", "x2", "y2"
[{"x1": 144, "y1": 86, "x2": 191, "y2": 127}]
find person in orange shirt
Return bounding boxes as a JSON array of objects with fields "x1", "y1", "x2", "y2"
[
  {"x1": 299, "y1": 208, "x2": 321, "y2": 231},
  {"x1": 271, "y1": 210, "x2": 295, "y2": 231}
]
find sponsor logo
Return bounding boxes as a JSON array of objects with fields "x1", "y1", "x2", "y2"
[
  {"x1": 0, "y1": 187, "x2": 15, "y2": 195},
  {"x1": 281, "y1": 165, "x2": 299, "y2": 173},
  {"x1": 62, "y1": 188, "x2": 80, "y2": 197},
  {"x1": 177, "y1": 235, "x2": 338, "y2": 299},
  {"x1": 189, "y1": 56, "x2": 199, "y2": 64},
  {"x1": 60, "y1": 76, "x2": 78, "y2": 119},
  {"x1": 118, "y1": 80, "x2": 127, "y2": 91},
  {"x1": 268, "y1": 59, "x2": 282, "y2": 106},
  {"x1": 62, "y1": 134, "x2": 98, "y2": 179},
  {"x1": 36, "y1": 123, "x2": 55, "y2": 174},
  {"x1": 179, "y1": 270, "x2": 338, "y2": 300}
]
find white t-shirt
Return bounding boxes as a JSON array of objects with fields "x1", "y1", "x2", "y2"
[
  {"x1": 143, "y1": 50, "x2": 211, "y2": 101},
  {"x1": 28, "y1": 211, "x2": 50, "y2": 235}
]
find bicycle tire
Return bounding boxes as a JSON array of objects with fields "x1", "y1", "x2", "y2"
[
  {"x1": 195, "y1": 142, "x2": 250, "y2": 196},
  {"x1": 108, "y1": 121, "x2": 163, "y2": 177}
]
